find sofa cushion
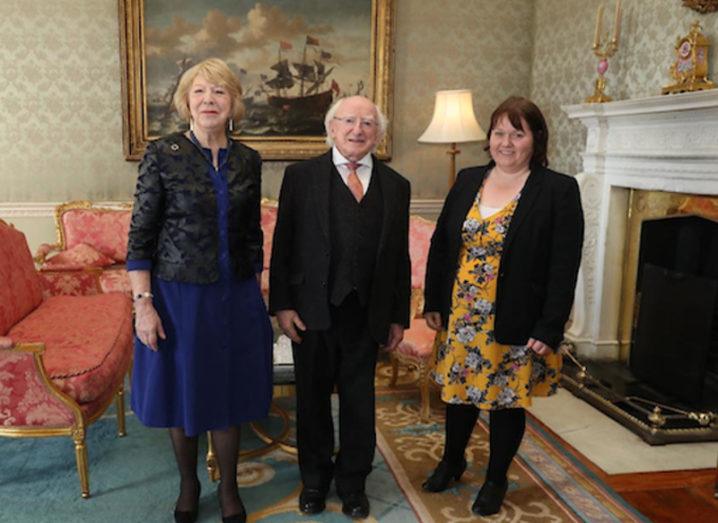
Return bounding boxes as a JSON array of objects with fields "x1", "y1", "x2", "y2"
[
  {"x1": 0, "y1": 222, "x2": 43, "y2": 336},
  {"x1": 41, "y1": 243, "x2": 116, "y2": 271},
  {"x1": 61, "y1": 208, "x2": 131, "y2": 262},
  {"x1": 0, "y1": 350, "x2": 75, "y2": 427},
  {"x1": 98, "y1": 268, "x2": 131, "y2": 295},
  {"x1": 8, "y1": 293, "x2": 133, "y2": 403},
  {"x1": 38, "y1": 271, "x2": 101, "y2": 298}
]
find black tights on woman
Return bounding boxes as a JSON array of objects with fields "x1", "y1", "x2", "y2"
[
  {"x1": 169, "y1": 427, "x2": 245, "y2": 519},
  {"x1": 442, "y1": 403, "x2": 526, "y2": 482}
]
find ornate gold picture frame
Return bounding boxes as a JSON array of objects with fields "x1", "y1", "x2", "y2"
[
  {"x1": 683, "y1": 0, "x2": 718, "y2": 14},
  {"x1": 119, "y1": 0, "x2": 394, "y2": 161}
]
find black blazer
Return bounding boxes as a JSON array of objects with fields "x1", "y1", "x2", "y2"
[
  {"x1": 127, "y1": 132, "x2": 263, "y2": 283},
  {"x1": 269, "y1": 151, "x2": 411, "y2": 345},
  {"x1": 424, "y1": 164, "x2": 584, "y2": 350}
]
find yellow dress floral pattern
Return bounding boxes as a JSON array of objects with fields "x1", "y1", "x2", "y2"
[{"x1": 433, "y1": 191, "x2": 561, "y2": 409}]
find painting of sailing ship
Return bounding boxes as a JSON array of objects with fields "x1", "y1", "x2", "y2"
[{"x1": 143, "y1": 0, "x2": 373, "y2": 137}]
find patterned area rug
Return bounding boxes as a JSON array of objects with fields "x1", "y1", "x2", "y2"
[
  {"x1": 0, "y1": 367, "x2": 648, "y2": 522},
  {"x1": 374, "y1": 376, "x2": 649, "y2": 522}
]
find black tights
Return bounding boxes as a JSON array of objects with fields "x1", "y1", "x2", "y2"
[
  {"x1": 169, "y1": 427, "x2": 243, "y2": 517},
  {"x1": 441, "y1": 404, "x2": 526, "y2": 483}
]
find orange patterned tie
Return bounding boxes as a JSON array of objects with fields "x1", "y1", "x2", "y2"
[{"x1": 346, "y1": 161, "x2": 364, "y2": 202}]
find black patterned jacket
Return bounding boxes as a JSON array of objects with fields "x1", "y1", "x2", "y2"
[{"x1": 127, "y1": 132, "x2": 263, "y2": 284}]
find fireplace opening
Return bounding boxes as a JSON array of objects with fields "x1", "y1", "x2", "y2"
[{"x1": 631, "y1": 215, "x2": 718, "y2": 408}]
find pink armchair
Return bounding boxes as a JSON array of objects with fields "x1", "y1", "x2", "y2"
[
  {"x1": 390, "y1": 215, "x2": 438, "y2": 421},
  {"x1": 0, "y1": 219, "x2": 133, "y2": 498},
  {"x1": 34, "y1": 201, "x2": 133, "y2": 296}
]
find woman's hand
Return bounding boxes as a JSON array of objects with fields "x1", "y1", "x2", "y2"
[
  {"x1": 134, "y1": 300, "x2": 166, "y2": 351},
  {"x1": 423, "y1": 312, "x2": 442, "y2": 331},
  {"x1": 527, "y1": 337, "x2": 552, "y2": 356}
]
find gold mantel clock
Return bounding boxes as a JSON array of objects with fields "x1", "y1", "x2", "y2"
[{"x1": 662, "y1": 21, "x2": 716, "y2": 94}]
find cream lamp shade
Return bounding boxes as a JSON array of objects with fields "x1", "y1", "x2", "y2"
[
  {"x1": 418, "y1": 89, "x2": 486, "y2": 186},
  {"x1": 418, "y1": 89, "x2": 486, "y2": 144}
]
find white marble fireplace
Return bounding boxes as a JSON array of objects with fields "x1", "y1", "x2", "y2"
[{"x1": 562, "y1": 90, "x2": 718, "y2": 360}]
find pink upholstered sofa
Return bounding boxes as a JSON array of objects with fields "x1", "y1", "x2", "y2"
[
  {"x1": 0, "y1": 219, "x2": 133, "y2": 499},
  {"x1": 34, "y1": 201, "x2": 133, "y2": 296}
]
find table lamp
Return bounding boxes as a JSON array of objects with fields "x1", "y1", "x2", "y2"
[{"x1": 418, "y1": 89, "x2": 486, "y2": 186}]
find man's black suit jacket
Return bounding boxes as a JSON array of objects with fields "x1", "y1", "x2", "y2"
[
  {"x1": 269, "y1": 151, "x2": 411, "y2": 345},
  {"x1": 424, "y1": 164, "x2": 584, "y2": 350}
]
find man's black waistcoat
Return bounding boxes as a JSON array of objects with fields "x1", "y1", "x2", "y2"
[{"x1": 329, "y1": 168, "x2": 383, "y2": 307}]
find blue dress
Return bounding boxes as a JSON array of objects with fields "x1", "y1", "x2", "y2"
[{"x1": 129, "y1": 142, "x2": 273, "y2": 437}]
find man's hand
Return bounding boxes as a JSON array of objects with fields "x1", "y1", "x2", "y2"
[
  {"x1": 134, "y1": 300, "x2": 166, "y2": 351},
  {"x1": 527, "y1": 337, "x2": 552, "y2": 356},
  {"x1": 423, "y1": 312, "x2": 442, "y2": 331},
  {"x1": 276, "y1": 309, "x2": 306, "y2": 343},
  {"x1": 384, "y1": 323, "x2": 404, "y2": 351}
]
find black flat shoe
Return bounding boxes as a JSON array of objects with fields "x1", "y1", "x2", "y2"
[
  {"x1": 299, "y1": 487, "x2": 326, "y2": 515},
  {"x1": 421, "y1": 458, "x2": 468, "y2": 492},
  {"x1": 217, "y1": 484, "x2": 247, "y2": 523},
  {"x1": 174, "y1": 481, "x2": 201, "y2": 523},
  {"x1": 341, "y1": 491, "x2": 370, "y2": 519},
  {"x1": 471, "y1": 479, "x2": 508, "y2": 516}
]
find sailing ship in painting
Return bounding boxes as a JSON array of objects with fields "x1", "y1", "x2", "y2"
[
  {"x1": 244, "y1": 34, "x2": 341, "y2": 135},
  {"x1": 148, "y1": 35, "x2": 350, "y2": 137},
  {"x1": 262, "y1": 36, "x2": 340, "y2": 118}
]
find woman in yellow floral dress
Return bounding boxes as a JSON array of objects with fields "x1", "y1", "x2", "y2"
[{"x1": 422, "y1": 97, "x2": 584, "y2": 516}]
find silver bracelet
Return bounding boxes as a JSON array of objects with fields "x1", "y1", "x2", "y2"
[{"x1": 133, "y1": 291, "x2": 154, "y2": 302}]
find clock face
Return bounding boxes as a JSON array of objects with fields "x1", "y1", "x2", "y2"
[
  {"x1": 678, "y1": 40, "x2": 692, "y2": 59},
  {"x1": 677, "y1": 58, "x2": 693, "y2": 73}
]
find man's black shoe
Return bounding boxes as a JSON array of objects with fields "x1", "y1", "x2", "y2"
[
  {"x1": 341, "y1": 492, "x2": 370, "y2": 519},
  {"x1": 298, "y1": 488, "x2": 326, "y2": 514}
]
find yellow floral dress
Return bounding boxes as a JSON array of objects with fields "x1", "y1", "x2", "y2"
[{"x1": 432, "y1": 189, "x2": 561, "y2": 409}]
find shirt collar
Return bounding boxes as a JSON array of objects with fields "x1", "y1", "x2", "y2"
[{"x1": 332, "y1": 147, "x2": 373, "y2": 170}]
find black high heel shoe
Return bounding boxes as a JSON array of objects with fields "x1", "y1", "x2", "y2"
[
  {"x1": 174, "y1": 481, "x2": 201, "y2": 523},
  {"x1": 217, "y1": 484, "x2": 247, "y2": 523},
  {"x1": 471, "y1": 479, "x2": 508, "y2": 516},
  {"x1": 421, "y1": 458, "x2": 468, "y2": 492}
]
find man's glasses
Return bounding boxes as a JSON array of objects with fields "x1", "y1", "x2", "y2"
[{"x1": 333, "y1": 116, "x2": 377, "y2": 130}]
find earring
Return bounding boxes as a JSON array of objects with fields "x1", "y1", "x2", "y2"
[
  {"x1": 228, "y1": 119, "x2": 234, "y2": 132},
  {"x1": 189, "y1": 118, "x2": 194, "y2": 132}
]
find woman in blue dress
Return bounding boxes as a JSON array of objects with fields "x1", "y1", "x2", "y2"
[{"x1": 127, "y1": 58, "x2": 272, "y2": 523}]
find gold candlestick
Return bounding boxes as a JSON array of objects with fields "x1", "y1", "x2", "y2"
[{"x1": 586, "y1": 0, "x2": 622, "y2": 103}]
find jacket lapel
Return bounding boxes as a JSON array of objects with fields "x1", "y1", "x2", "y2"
[
  {"x1": 449, "y1": 168, "x2": 486, "y2": 238},
  {"x1": 375, "y1": 159, "x2": 396, "y2": 256},
  {"x1": 224, "y1": 139, "x2": 241, "y2": 185},
  {"x1": 311, "y1": 151, "x2": 333, "y2": 242},
  {"x1": 503, "y1": 167, "x2": 545, "y2": 253}
]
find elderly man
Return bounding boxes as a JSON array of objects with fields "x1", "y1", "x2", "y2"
[{"x1": 270, "y1": 96, "x2": 411, "y2": 519}]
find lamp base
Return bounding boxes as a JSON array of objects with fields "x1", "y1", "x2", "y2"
[{"x1": 447, "y1": 143, "x2": 459, "y2": 187}]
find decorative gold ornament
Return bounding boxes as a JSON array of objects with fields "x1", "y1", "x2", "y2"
[
  {"x1": 683, "y1": 0, "x2": 718, "y2": 14},
  {"x1": 648, "y1": 406, "x2": 667, "y2": 428},
  {"x1": 586, "y1": 0, "x2": 622, "y2": 103},
  {"x1": 662, "y1": 21, "x2": 716, "y2": 94}
]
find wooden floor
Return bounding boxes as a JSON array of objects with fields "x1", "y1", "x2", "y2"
[{"x1": 530, "y1": 416, "x2": 718, "y2": 522}]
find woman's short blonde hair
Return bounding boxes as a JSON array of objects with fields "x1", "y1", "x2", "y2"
[{"x1": 173, "y1": 58, "x2": 245, "y2": 123}]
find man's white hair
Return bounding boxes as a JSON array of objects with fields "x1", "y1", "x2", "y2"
[{"x1": 324, "y1": 96, "x2": 388, "y2": 149}]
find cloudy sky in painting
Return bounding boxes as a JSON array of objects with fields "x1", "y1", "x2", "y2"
[{"x1": 144, "y1": 0, "x2": 372, "y2": 101}]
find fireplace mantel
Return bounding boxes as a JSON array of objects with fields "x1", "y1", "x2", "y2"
[{"x1": 562, "y1": 90, "x2": 718, "y2": 359}]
